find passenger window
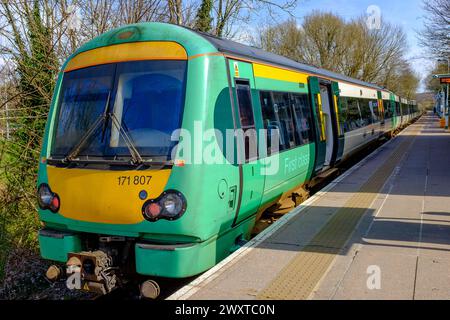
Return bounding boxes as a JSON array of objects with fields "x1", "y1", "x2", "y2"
[
  {"x1": 235, "y1": 80, "x2": 257, "y2": 162},
  {"x1": 369, "y1": 100, "x2": 379, "y2": 122},
  {"x1": 260, "y1": 90, "x2": 314, "y2": 155},
  {"x1": 260, "y1": 91, "x2": 296, "y2": 154},
  {"x1": 236, "y1": 81, "x2": 255, "y2": 128},
  {"x1": 383, "y1": 100, "x2": 392, "y2": 119},
  {"x1": 291, "y1": 93, "x2": 313, "y2": 146},
  {"x1": 340, "y1": 97, "x2": 349, "y2": 132},
  {"x1": 358, "y1": 99, "x2": 372, "y2": 126},
  {"x1": 402, "y1": 104, "x2": 408, "y2": 115},
  {"x1": 341, "y1": 97, "x2": 362, "y2": 132},
  {"x1": 272, "y1": 92, "x2": 296, "y2": 150},
  {"x1": 260, "y1": 91, "x2": 276, "y2": 155}
]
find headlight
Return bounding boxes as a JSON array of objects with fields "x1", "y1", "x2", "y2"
[
  {"x1": 37, "y1": 183, "x2": 60, "y2": 213},
  {"x1": 160, "y1": 193, "x2": 184, "y2": 217},
  {"x1": 142, "y1": 190, "x2": 186, "y2": 222}
]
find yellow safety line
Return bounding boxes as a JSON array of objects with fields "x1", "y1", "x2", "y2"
[{"x1": 257, "y1": 123, "x2": 421, "y2": 300}]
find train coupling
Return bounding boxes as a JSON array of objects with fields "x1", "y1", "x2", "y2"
[{"x1": 65, "y1": 250, "x2": 118, "y2": 295}]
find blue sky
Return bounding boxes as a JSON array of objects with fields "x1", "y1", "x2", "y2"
[{"x1": 271, "y1": 0, "x2": 432, "y2": 91}]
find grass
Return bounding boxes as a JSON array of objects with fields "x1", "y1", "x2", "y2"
[
  {"x1": 0, "y1": 138, "x2": 10, "y2": 281},
  {"x1": 0, "y1": 138, "x2": 41, "y2": 283}
]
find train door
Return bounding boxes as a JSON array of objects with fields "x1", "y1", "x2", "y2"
[
  {"x1": 377, "y1": 91, "x2": 385, "y2": 127},
  {"x1": 227, "y1": 59, "x2": 265, "y2": 226},
  {"x1": 319, "y1": 81, "x2": 338, "y2": 167},
  {"x1": 331, "y1": 81, "x2": 345, "y2": 162},
  {"x1": 391, "y1": 94, "x2": 399, "y2": 129},
  {"x1": 308, "y1": 77, "x2": 326, "y2": 172}
]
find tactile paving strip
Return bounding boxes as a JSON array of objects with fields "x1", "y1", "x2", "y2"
[{"x1": 257, "y1": 124, "x2": 421, "y2": 300}]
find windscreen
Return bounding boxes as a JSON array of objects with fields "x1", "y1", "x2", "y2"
[{"x1": 51, "y1": 60, "x2": 186, "y2": 161}]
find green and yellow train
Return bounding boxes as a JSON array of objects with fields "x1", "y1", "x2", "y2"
[{"x1": 37, "y1": 22, "x2": 420, "y2": 295}]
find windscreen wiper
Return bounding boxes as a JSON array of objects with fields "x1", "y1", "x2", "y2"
[
  {"x1": 109, "y1": 112, "x2": 143, "y2": 165},
  {"x1": 64, "y1": 91, "x2": 111, "y2": 163}
]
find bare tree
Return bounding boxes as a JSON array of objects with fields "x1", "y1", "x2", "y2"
[
  {"x1": 118, "y1": 0, "x2": 166, "y2": 24},
  {"x1": 418, "y1": 0, "x2": 450, "y2": 59},
  {"x1": 168, "y1": 0, "x2": 183, "y2": 24},
  {"x1": 257, "y1": 11, "x2": 419, "y2": 98},
  {"x1": 425, "y1": 62, "x2": 449, "y2": 92},
  {"x1": 212, "y1": 0, "x2": 297, "y2": 38}
]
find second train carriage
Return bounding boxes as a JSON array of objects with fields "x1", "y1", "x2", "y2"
[{"x1": 36, "y1": 22, "x2": 421, "y2": 294}]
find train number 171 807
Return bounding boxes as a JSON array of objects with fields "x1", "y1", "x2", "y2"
[{"x1": 117, "y1": 175, "x2": 152, "y2": 186}]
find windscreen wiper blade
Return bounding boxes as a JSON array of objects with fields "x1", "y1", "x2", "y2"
[
  {"x1": 109, "y1": 112, "x2": 143, "y2": 165},
  {"x1": 47, "y1": 157, "x2": 171, "y2": 168},
  {"x1": 64, "y1": 91, "x2": 111, "y2": 163}
]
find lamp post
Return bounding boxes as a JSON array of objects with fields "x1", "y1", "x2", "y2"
[{"x1": 438, "y1": 58, "x2": 450, "y2": 129}]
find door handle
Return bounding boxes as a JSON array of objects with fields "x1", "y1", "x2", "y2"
[{"x1": 228, "y1": 186, "x2": 237, "y2": 211}]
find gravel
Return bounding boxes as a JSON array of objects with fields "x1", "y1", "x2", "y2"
[{"x1": 0, "y1": 248, "x2": 95, "y2": 300}]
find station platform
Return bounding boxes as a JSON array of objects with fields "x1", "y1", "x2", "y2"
[{"x1": 168, "y1": 113, "x2": 450, "y2": 300}]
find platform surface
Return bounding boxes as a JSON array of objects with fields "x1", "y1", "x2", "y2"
[{"x1": 169, "y1": 113, "x2": 450, "y2": 300}]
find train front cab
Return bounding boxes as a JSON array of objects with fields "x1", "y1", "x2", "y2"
[{"x1": 37, "y1": 23, "x2": 334, "y2": 294}]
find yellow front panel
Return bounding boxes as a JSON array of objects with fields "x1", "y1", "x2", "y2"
[
  {"x1": 65, "y1": 42, "x2": 187, "y2": 72},
  {"x1": 47, "y1": 166, "x2": 171, "y2": 224},
  {"x1": 253, "y1": 63, "x2": 308, "y2": 84}
]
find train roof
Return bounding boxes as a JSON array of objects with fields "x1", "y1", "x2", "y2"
[
  {"x1": 68, "y1": 22, "x2": 391, "y2": 94},
  {"x1": 194, "y1": 30, "x2": 386, "y2": 92}
]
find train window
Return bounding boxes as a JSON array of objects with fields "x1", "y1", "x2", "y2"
[
  {"x1": 358, "y1": 99, "x2": 372, "y2": 126},
  {"x1": 401, "y1": 103, "x2": 409, "y2": 115},
  {"x1": 112, "y1": 61, "x2": 186, "y2": 149},
  {"x1": 235, "y1": 80, "x2": 257, "y2": 161},
  {"x1": 236, "y1": 81, "x2": 255, "y2": 128},
  {"x1": 260, "y1": 91, "x2": 275, "y2": 154},
  {"x1": 260, "y1": 91, "x2": 296, "y2": 154},
  {"x1": 52, "y1": 60, "x2": 187, "y2": 160},
  {"x1": 290, "y1": 93, "x2": 313, "y2": 146},
  {"x1": 260, "y1": 90, "x2": 313, "y2": 155},
  {"x1": 53, "y1": 64, "x2": 115, "y2": 156},
  {"x1": 341, "y1": 97, "x2": 362, "y2": 132},
  {"x1": 395, "y1": 102, "x2": 401, "y2": 115},
  {"x1": 369, "y1": 100, "x2": 379, "y2": 122},
  {"x1": 340, "y1": 97, "x2": 348, "y2": 130},
  {"x1": 272, "y1": 92, "x2": 296, "y2": 150},
  {"x1": 383, "y1": 100, "x2": 393, "y2": 119}
]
